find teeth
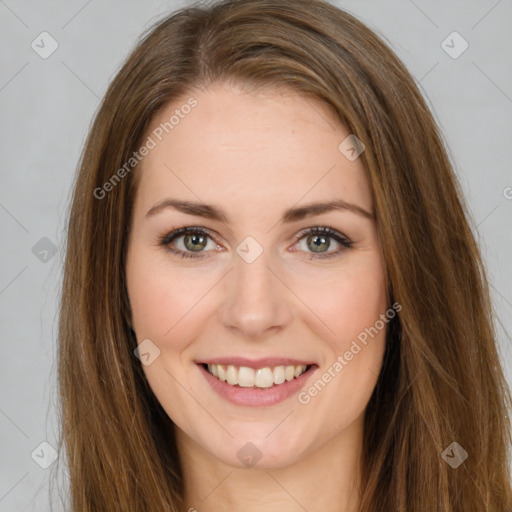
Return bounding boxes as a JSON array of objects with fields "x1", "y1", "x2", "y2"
[
  {"x1": 294, "y1": 366, "x2": 304, "y2": 378},
  {"x1": 255, "y1": 368, "x2": 274, "y2": 388},
  {"x1": 206, "y1": 364, "x2": 309, "y2": 388},
  {"x1": 217, "y1": 364, "x2": 227, "y2": 382},
  {"x1": 226, "y1": 365, "x2": 238, "y2": 385},
  {"x1": 273, "y1": 366, "x2": 285, "y2": 384},
  {"x1": 239, "y1": 366, "x2": 255, "y2": 387}
]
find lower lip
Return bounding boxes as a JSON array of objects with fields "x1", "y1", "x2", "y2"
[{"x1": 198, "y1": 364, "x2": 318, "y2": 407}]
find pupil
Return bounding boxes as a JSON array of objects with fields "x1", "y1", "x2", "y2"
[
  {"x1": 309, "y1": 235, "x2": 329, "y2": 253},
  {"x1": 185, "y1": 234, "x2": 206, "y2": 251}
]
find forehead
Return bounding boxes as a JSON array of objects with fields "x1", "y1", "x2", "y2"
[{"x1": 134, "y1": 83, "x2": 372, "y2": 216}]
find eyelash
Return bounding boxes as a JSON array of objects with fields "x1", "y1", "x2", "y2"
[{"x1": 158, "y1": 225, "x2": 353, "y2": 260}]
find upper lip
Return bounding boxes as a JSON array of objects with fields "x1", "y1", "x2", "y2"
[{"x1": 196, "y1": 357, "x2": 317, "y2": 369}]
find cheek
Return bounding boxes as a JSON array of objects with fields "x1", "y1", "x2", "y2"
[
  {"x1": 334, "y1": 269, "x2": 387, "y2": 342},
  {"x1": 294, "y1": 255, "x2": 388, "y2": 346},
  {"x1": 127, "y1": 251, "x2": 206, "y2": 340},
  {"x1": 126, "y1": 254, "x2": 201, "y2": 405},
  {"x1": 292, "y1": 254, "x2": 388, "y2": 411}
]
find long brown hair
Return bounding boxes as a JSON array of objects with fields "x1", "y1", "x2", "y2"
[{"x1": 55, "y1": 0, "x2": 512, "y2": 510}]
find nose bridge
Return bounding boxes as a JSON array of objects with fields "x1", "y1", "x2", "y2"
[{"x1": 218, "y1": 245, "x2": 293, "y2": 338}]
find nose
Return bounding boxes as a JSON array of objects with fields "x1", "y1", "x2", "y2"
[{"x1": 218, "y1": 250, "x2": 293, "y2": 340}]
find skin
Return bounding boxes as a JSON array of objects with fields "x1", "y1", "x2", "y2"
[{"x1": 125, "y1": 82, "x2": 389, "y2": 512}]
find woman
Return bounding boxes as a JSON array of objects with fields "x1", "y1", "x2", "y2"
[{"x1": 56, "y1": 0, "x2": 512, "y2": 510}]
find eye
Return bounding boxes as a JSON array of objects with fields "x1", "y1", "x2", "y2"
[
  {"x1": 159, "y1": 225, "x2": 353, "y2": 260},
  {"x1": 292, "y1": 226, "x2": 353, "y2": 259},
  {"x1": 159, "y1": 227, "x2": 220, "y2": 259}
]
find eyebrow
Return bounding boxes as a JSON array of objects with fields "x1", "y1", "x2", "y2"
[{"x1": 145, "y1": 198, "x2": 375, "y2": 222}]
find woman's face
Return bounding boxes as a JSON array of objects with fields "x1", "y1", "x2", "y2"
[{"x1": 126, "y1": 83, "x2": 389, "y2": 469}]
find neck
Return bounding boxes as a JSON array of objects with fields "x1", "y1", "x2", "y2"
[{"x1": 176, "y1": 415, "x2": 364, "y2": 512}]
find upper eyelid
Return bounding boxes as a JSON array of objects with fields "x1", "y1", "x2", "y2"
[{"x1": 294, "y1": 225, "x2": 349, "y2": 240}]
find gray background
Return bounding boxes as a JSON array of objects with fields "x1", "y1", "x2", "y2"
[{"x1": 1, "y1": 0, "x2": 511, "y2": 510}]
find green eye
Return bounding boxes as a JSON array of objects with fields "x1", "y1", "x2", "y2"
[
  {"x1": 294, "y1": 226, "x2": 353, "y2": 259},
  {"x1": 160, "y1": 227, "x2": 217, "y2": 259},
  {"x1": 160, "y1": 225, "x2": 353, "y2": 260},
  {"x1": 182, "y1": 232, "x2": 208, "y2": 252}
]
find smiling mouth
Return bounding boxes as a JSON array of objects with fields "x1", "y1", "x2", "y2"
[{"x1": 201, "y1": 363, "x2": 315, "y2": 388}]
